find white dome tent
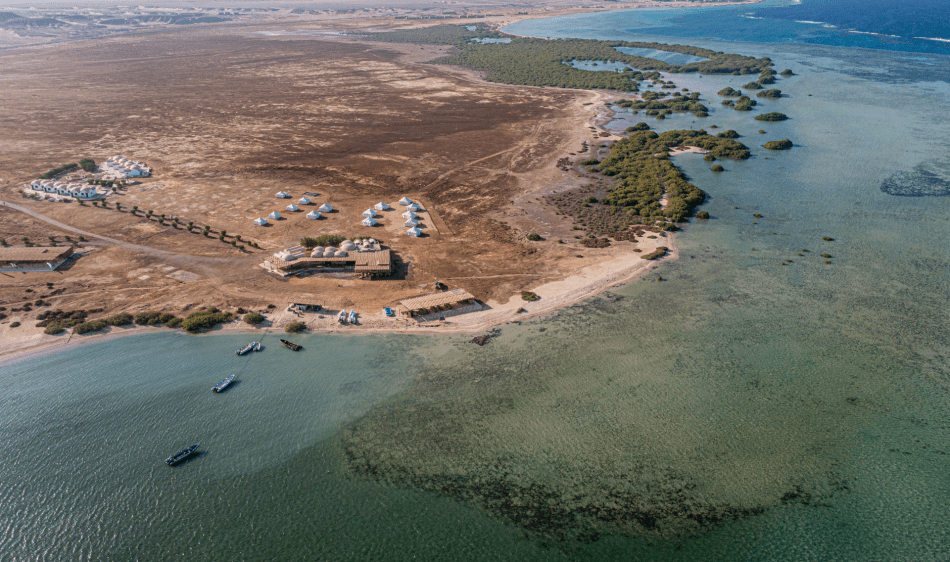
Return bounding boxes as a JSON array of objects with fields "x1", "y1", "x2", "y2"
[
  {"x1": 324, "y1": 246, "x2": 338, "y2": 254},
  {"x1": 335, "y1": 250, "x2": 348, "y2": 257},
  {"x1": 398, "y1": 197, "x2": 412, "y2": 206},
  {"x1": 268, "y1": 211, "x2": 281, "y2": 220},
  {"x1": 406, "y1": 227, "x2": 422, "y2": 237},
  {"x1": 286, "y1": 204, "x2": 299, "y2": 212},
  {"x1": 253, "y1": 217, "x2": 268, "y2": 226},
  {"x1": 374, "y1": 202, "x2": 390, "y2": 211},
  {"x1": 361, "y1": 217, "x2": 378, "y2": 227},
  {"x1": 306, "y1": 210, "x2": 321, "y2": 220},
  {"x1": 341, "y1": 241, "x2": 357, "y2": 251},
  {"x1": 318, "y1": 203, "x2": 333, "y2": 213},
  {"x1": 362, "y1": 208, "x2": 377, "y2": 218},
  {"x1": 311, "y1": 247, "x2": 325, "y2": 257}
]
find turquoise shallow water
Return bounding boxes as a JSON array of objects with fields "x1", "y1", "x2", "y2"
[{"x1": 4, "y1": 10, "x2": 950, "y2": 561}]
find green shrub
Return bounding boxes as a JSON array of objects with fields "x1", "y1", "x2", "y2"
[
  {"x1": 244, "y1": 312, "x2": 266, "y2": 325},
  {"x1": 10, "y1": 321, "x2": 20, "y2": 328},
  {"x1": 104, "y1": 313, "x2": 133, "y2": 326},
  {"x1": 695, "y1": 210, "x2": 710, "y2": 219},
  {"x1": 717, "y1": 129, "x2": 740, "y2": 139},
  {"x1": 74, "y1": 319, "x2": 109, "y2": 335},
  {"x1": 743, "y1": 81, "x2": 763, "y2": 90},
  {"x1": 717, "y1": 87, "x2": 742, "y2": 96},
  {"x1": 526, "y1": 233, "x2": 543, "y2": 241},
  {"x1": 711, "y1": 165, "x2": 725, "y2": 172},
  {"x1": 780, "y1": 69, "x2": 795, "y2": 76},
  {"x1": 165, "y1": 317, "x2": 182, "y2": 328},
  {"x1": 579, "y1": 158, "x2": 600, "y2": 166},
  {"x1": 285, "y1": 321, "x2": 307, "y2": 333},
  {"x1": 754, "y1": 112, "x2": 788, "y2": 122},
  {"x1": 181, "y1": 308, "x2": 233, "y2": 333},
  {"x1": 703, "y1": 154, "x2": 716, "y2": 162},
  {"x1": 627, "y1": 122, "x2": 651, "y2": 132},
  {"x1": 763, "y1": 139, "x2": 793, "y2": 150},
  {"x1": 301, "y1": 235, "x2": 346, "y2": 249},
  {"x1": 44, "y1": 324, "x2": 66, "y2": 335},
  {"x1": 641, "y1": 246, "x2": 669, "y2": 260},
  {"x1": 756, "y1": 89, "x2": 782, "y2": 99},
  {"x1": 521, "y1": 291, "x2": 540, "y2": 302}
]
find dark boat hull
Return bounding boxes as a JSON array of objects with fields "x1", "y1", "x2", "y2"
[
  {"x1": 212, "y1": 375, "x2": 236, "y2": 393},
  {"x1": 280, "y1": 339, "x2": 302, "y2": 351},
  {"x1": 166, "y1": 444, "x2": 199, "y2": 466}
]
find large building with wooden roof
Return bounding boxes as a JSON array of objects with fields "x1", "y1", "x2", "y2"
[
  {"x1": 397, "y1": 288, "x2": 478, "y2": 318},
  {"x1": 0, "y1": 246, "x2": 74, "y2": 271}
]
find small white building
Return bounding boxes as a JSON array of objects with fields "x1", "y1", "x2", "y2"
[
  {"x1": 404, "y1": 219, "x2": 418, "y2": 227},
  {"x1": 254, "y1": 217, "x2": 268, "y2": 226},
  {"x1": 361, "y1": 217, "x2": 378, "y2": 227},
  {"x1": 318, "y1": 203, "x2": 333, "y2": 213},
  {"x1": 362, "y1": 208, "x2": 377, "y2": 218},
  {"x1": 286, "y1": 204, "x2": 299, "y2": 212},
  {"x1": 276, "y1": 191, "x2": 290, "y2": 199},
  {"x1": 374, "y1": 202, "x2": 391, "y2": 211},
  {"x1": 402, "y1": 211, "x2": 417, "y2": 220},
  {"x1": 306, "y1": 210, "x2": 321, "y2": 220},
  {"x1": 398, "y1": 197, "x2": 412, "y2": 206},
  {"x1": 407, "y1": 227, "x2": 422, "y2": 237},
  {"x1": 268, "y1": 211, "x2": 281, "y2": 220},
  {"x1": 298, "y1": 197, "x2": 311, "y2": 205}
]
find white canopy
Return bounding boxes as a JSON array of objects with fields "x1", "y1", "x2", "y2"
[
  {"x1": 362, "y1": 208, "x2": 377, "y2": 217},
  {"x1": 404, "y1": 219, "x2": 418, "y2": 227},
  {"x1": 407, "y1": 227, "x2": 422, "y2": 237},
  {"x1": 334, "y1": 250, "x2": 348, "y2": 257},
  {"x1": 398, "y1": 197, "x2": 412, "y2": 206},
  {"x1": 374, "y1": 202, "x2": 390, "y2": 211},
  {"x1": 341, "y1": 241, "x2": 357, "y2": 251},
  {"x1": 406, "y1": 203, "x2": 421, "y2": 212},
  {"x1": 286, "y1": 204, "x2": 299, "y2": 212},
  {"x1": 268, "y1": 211, "x2": 281, "y2": 220},
  {"x1": 298, "y1": 197, "x2": 311, "y2": 205},
  {"x1": 254, "y1": 218, "x2": 268, "y2": 226},
  {"x1": 306, "y1": 211, "x2": 321, "y2": 220},
  {"x1": 361, "y1": 217, "x2": 378, "y2": 227},
  {"x1": 318, "y1": 203, "x2": 332, "y2": 212},
  {"x1": 276, "y1": 191, "x2": 290, "y2": 198},
  {"x1": 402, "y1": 211, "x2": 417, "y2": 219}
]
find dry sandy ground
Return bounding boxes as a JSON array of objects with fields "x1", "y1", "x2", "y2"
[{"x1": 0, "y1": 8, "x2": 698, "y2": 364}]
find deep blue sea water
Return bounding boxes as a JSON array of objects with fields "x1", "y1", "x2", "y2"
[{"x1": 505, "y1": 0, "x2": 950, "y2": 56}]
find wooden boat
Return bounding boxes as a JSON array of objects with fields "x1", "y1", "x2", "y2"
[
  {"x1": 166, "y1": 444, "x2": 199, "y2": 466},
  {"x1": 280, "y1": 339, "x2": 302, "y2": 351}
]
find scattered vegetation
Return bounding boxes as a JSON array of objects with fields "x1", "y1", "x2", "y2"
[
  {"x1": 780, "y1": 69, "x2": 795, "y2": 76},
  {"x1": 285, "y1": 321, "x2": 307, "y2": 333},
  {"x1": 301, "y1": 235, "x2": 347, "y2": 249},
  {"x1": 743, "y1": 81, "x2": 763, "y2": 90},
  {"x1": 756, "y1": 89, "x2": 782, "y2": 99},
  {"x1": 717, "y1": 87, "x2": 742, "y2": 96},
  {"x1": 181, "y1": 307, "x2": 234, "y2": 333},
  {"x1": 10, "y1": 322, "x2": 20, "y2": 328},
  {"x1": 73, "y1": 319, "x2": 109, "y2": 335},
  {"x1": 641, "y1": 246, "x2": 669, "y2": 260},
  {"x1": 243, "y1": 312, "x2": 265, "y2": 325},
  {"x1": 626, "y1": 122, "x2": 651, "y2": 132},
  {"x1": 711, "y1": 164, "x2": 725, "y2": 172},
  {"x1": 526, "y1": 233, "x2": 543, "y2": 241},
  {"x1": 763, "y1": 139, "x2": 793, "y2": 150},
  {"x1": 104, "y1": 313, "x2": 134, "y2": 326},
  {"x1": 755, "y1": 112, "x2": 788, "y2": 122},
  {"x1": 695, "y1": 210, "x2": 710, "y2": 219},
  {"x1": 580, "y1": 237, "x2": 611, "y2": 248},
  {"x1": 78, "y1": 158, "x2": 96, "y2": 172},
  {"x1": 39, "y1": 163, "x2": 78, "y2": 179},
  {"x1": 521, "y1": 291, "x2": 540, "y2": 302},
  {"x1": 36, "y1": 308, "x2": 102, "y2": 334},
  {"x1": 613, "y1": 94, "x2": 708, "y2": 118},
  {"x1": 717, "y1": 129, "x2": 740, "y2": 139},
  {"x1": 134, "y1": 311, "x2": 180, "y2": 326}
]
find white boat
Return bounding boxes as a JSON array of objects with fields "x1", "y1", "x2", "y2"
[{"x1": 337, "y1": 310, "x2": 347, "y2": 323}]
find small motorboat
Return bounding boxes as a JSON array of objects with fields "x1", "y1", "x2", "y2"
[
  {"x1": 212, "y1": 374, "x2": 236, "y2": 393},
  {"x1": 166, "y1": 444, "x2": 199, "y2": 466},
  {"x1": 236, "y1": 342, "x2": 261, "y2": 356},
  {"x1": 280, "y1": 339, "x2": 302, "y2": 351}
]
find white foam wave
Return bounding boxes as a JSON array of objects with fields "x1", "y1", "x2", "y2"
[
  {"x1": 915, "y1": 36, "x2": 950, "y2": 43},
  {"x1": 795, "y1": 20, "x2": 826, "y2": 25},
  {"x1": 848, "y1": 30, "x2": 900, "y2": 38}
]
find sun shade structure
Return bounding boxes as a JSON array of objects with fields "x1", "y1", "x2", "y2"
[
  {"x1": 404, "y1": 219, "x2": 418, "y2": 227},
  {"x1": 298, "y1": 197, "x2": 311, "y2": 205},
  {"x1": 407, "y1": 227, "x2": 421, "y2": 237},
  {"x1": 406, "y1": 203, "x2": 421, "y2": 212},
  {"x1": 306, "y1": 211, "x2": 321, "y2": 220},
  {"x1": 268, "y1": 211, "x2": 281, "y2": 220},
  {"x1": 318, "y1": 203, "x2": 333, "y2": 213},
  {"x1": 361, "y1": 217, "x2": 378, "y2": 227},
  {"x1": 286, "y1": 204, "x2": 299, "y2": 212},
  {"x1": 362, "y1": 208, "x2": 377, "y2": 217},
  {"x1": 276, "y1": 191, "x2": 290, "y2": 198},
  {"x1": 374, "y1": 202, "x2": 390, "y2": 211},
  {"x1": 402, "y1": 211, "x2": 417, "y2": 219},
  {"x1": 254, "y1": 217, "x2": 268, "y2": 226},
  {"x1": 398, "y1": 197, "x2": 412, "y2": 206}
]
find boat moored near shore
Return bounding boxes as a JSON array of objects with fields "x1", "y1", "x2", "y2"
[
  {"x1": 280, "y1": 339, "x2": 302, "y2": 351},
  {"x1": 236, "y1": 342, "x2": 261, "y2": 356},
  {"x1": 212, "y1": 374, "x2": 236, "y2": 393}
]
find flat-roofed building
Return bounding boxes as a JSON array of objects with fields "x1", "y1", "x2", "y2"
[{"x1": 0, "y1": 246, "x2": 74, "y2": 271}]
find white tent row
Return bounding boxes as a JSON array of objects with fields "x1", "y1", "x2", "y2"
[{"x1": 306, "y1": 211, "x2": 321, "y2": 220}]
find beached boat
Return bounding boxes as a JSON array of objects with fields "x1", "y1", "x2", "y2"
[
  {"x1": 212, "y1": 374, "x2": 236, "y2": 393},
  {"x1": 236, "y1": 341, "x2": 261, "y2": 356},
  {"x1": 337, "y1": 310, "x2": 347, "y2": 323},
  {"x1": 348, "y1": 309, "x2": 357, "y2": 324},
  {"x1": 165, "y1": 444, "x2": 199, "y2": 466},
  {"x1": 280, "y1": 339, "x2": 302, "y2": 351}
]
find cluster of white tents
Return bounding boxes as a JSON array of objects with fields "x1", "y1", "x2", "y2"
[{"x1": 256, "y1": 194, "x2": 423, "y2": 235}]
